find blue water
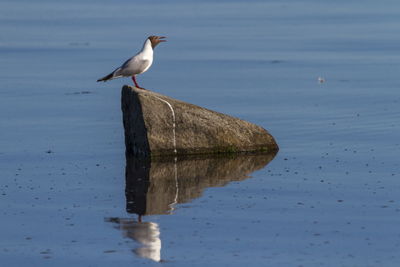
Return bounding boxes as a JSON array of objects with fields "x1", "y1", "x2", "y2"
[{"x1": 1, "y1": 0, "x2": 400, "y2": 266}]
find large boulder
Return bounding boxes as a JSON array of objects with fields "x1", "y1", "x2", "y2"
[{"x1": 121, "y1": 85, "x2": 278, "y2": 157}]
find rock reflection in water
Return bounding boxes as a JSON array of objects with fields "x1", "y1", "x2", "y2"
[{"x1": 106, "y1": 153, "x2": 276, "y2": 262}]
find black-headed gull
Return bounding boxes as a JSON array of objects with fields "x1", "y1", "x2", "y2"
[{"x1": 97, "y1": 36, "x2": 166, "y2": 89}]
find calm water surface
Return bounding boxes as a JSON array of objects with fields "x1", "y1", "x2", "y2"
[{"x1": 1, "y1": 0, "x2": 400, "y2": 266}]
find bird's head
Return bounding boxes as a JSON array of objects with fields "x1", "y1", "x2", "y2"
[{"x1": 148, "y1": 36, "x2": 167, "y2": 48}]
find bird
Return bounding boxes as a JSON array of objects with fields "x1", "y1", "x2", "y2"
[{"x1": 97, "y1": 36, "x2": 166, "y2": 89}]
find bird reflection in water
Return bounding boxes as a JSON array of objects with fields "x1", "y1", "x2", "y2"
[
  {"x1": 105, "y1": 153, "x2": 276, "y2": 262},
  {"x1": 105, "y1": 217, "x2": 162, "y2": 262}
]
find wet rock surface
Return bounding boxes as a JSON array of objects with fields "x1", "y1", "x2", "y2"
[{"x1": 121, "y1": 85, "x2": 279, "y2": 157}]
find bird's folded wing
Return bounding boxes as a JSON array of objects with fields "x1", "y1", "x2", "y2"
[{"x1": 121, "y1": 57, "x2": 151, "y2": 76}]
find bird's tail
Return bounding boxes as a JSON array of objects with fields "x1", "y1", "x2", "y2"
[{"x1": 97, "y1": 72, "x2": 114, "y2": 82}]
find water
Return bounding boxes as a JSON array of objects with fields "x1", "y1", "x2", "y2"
[{"x1": 1, "y1": 0, "x2": 400, "y2": 266}]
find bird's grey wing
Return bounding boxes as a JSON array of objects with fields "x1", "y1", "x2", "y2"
[
  {"x1": 120, "y1": 56, "x2": 150, "y2": 76},
  {"x1": 135, "y1": 59, "x2": 151, "y2": 74}
]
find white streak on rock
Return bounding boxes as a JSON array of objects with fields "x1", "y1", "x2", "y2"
[{"x1": 152, "y1": 95, "x2": 177, "y2": 154}]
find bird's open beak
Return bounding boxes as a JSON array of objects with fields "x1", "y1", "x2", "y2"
[{"x1": 159, "y1": 36, "x2": 167, "y2": 42}]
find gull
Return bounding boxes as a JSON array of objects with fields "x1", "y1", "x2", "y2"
[{"x1": 97, "y1": 36, "x2": 166, "y2": 89}]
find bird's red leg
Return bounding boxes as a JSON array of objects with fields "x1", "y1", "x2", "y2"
[{"x1": 132, "y1": 76, "x2": 146, "y2": 90}]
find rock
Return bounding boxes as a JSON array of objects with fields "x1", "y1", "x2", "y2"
[
  {"x1": 121, "y1": 85, "x2": 278, "y2": 157},
  {"x1": 124, "y1": 153, "x2": 276, "y2": 215}
]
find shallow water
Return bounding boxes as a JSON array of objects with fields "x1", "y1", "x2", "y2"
[{"x1": 1, "y1": 0, "x2": 400, "y2": 266}]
